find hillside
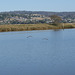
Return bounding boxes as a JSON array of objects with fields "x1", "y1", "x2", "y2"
[
  {"x1": 1, "y1": 11, "x2": 75, "y2": 18},
  {"x1": 0, "y1": 11, "x2": 75, "y2": 24}
]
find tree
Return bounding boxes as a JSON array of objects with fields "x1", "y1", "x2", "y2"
[{"x1": 50, "y1": 15, "x2": 62, "y2": 25}]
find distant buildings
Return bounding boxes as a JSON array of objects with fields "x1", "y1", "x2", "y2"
[{"x1": 0, "y1": 13, "x2": 75, "y2": 24}]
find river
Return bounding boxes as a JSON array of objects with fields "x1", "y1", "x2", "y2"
[{"x1": 0, "y1": 29, "x2": 75, "y2": 75}]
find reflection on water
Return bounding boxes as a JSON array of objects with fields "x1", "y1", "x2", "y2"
[
  {"x1": 0, "y1": 29, "x2": 75, "y2": 75},
  {"x1": 53, "y1": 29, "x2": 62, "y2": 31}
]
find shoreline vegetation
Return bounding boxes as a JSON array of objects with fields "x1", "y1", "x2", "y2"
[{"x1": 0, "y1": 23, "x2": 75, "y2": 32}]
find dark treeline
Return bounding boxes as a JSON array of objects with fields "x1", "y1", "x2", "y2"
[{"x1": 1, "y1": 11, "x2": 75, "y2": 18}]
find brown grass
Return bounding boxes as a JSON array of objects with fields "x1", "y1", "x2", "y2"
[{"x1": 0, "y1": 23, "x2": 75, "y2": 32}]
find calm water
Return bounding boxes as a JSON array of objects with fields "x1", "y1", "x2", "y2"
[{"x1": 0, "y1": 29, "x2": 75, "y2": 75}]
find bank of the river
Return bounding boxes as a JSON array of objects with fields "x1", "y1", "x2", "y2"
[{"x1": 0, "y1": 23, "x2": 75, "y2": 32}]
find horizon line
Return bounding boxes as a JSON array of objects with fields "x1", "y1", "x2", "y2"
[{"x1": 0, "y1": 10, "x2": 75, "y2": 13}]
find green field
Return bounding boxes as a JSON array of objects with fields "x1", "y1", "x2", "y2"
[{"x1": 0, "y1": 23, "x2": 75, "y2": 32}]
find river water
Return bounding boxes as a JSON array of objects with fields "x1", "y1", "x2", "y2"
[{"x1": 0, "y1": 29, "x2": 75, "y2": 75}]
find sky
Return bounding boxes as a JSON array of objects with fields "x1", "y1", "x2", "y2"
[{"x1": 0, "y1": 0, "x2": 75, "y2": 12}]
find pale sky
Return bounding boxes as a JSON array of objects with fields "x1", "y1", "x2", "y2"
[{"x1": 0, "y1": 0, "x2": 75, "y2": 12}]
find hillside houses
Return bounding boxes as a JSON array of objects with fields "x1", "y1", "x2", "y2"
[
  {"x1": 0, "y1": 11, "x2": 75, "y2": 24},
  {"x1": 0, "y1": 13, "x2": 52, "y2": 24}
]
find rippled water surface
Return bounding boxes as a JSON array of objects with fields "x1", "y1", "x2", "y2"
[{"x1": 0, "y1": 29, "x2": 75, "y2": 75}]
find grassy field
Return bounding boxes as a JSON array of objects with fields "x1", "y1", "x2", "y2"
[{"x1": 0, "y1": 23, "x2": 75, "y2": 32}]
